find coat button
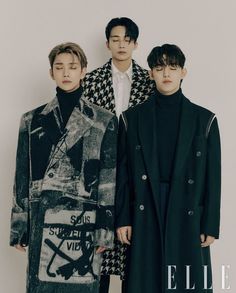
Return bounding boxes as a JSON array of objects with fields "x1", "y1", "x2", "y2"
[
  {"x1": 196, "y1": 151, "x2": 201, "y2": 157},
  {"x1": 136, "y1": 145, "x2": 141, "y2": 150},
  {"x1": 139, "y1": 205, "x2": 145, "y2": 211},
  {"x1": 106, "y1": 210, "x2": 113, "y2": 217},
  {"x1": 188, "y1": 210, "x2": 194, "y2": 216},
  {"x1": 188, "y1": 179, "x2": 194, "y2": 184},
  {"x1": 142, "y1": 175, "x2": 147, "y2": 180},
  {"x1": 48, "y1": 172, "x2": 54, "y2": 178}
]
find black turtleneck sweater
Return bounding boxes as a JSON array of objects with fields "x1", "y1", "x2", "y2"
[
  {"x1": 155, "y1": 88, "x2": 183, "y2": 182},
  {"x1": 56, "y1": 86, "x2": 83, "y2": 129}
]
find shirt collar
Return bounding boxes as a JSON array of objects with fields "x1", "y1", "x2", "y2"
[{"x1": 112, "y1": 61, "x2": 132, "y2": 82}]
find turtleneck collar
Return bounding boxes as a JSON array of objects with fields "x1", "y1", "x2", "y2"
[
  {"x1": 155, "y1": 88, "x2": 183, "y2": 108},
  {"x1": 56, "y1": 86, "x2": 83, "y2": 128},
  {"x1": 56, "y1": 86, "x2": 83, "y2": 108}
]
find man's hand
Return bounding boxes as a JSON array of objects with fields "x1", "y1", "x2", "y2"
[
  {"x1": 14, "y1": 244, "x2": 26, "y2": 252},
  {"x1": 116, "y1": 226, "x2": 132, "y2": 245},
  {"x1": 200, "y1": 234, "x2": 215, "y2": 247},
  {"x1": 96, "y1": 246, "x2": 107, "y2": 254}
]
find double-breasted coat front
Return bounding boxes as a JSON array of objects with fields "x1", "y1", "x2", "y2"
[
  {"x1": 116, "y1": 93, "x2": 221, "y2": 293},
  {"x1": 10, "y1": 95, "x2": 118, "y2": 293}
]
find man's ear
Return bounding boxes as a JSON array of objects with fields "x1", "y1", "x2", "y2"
[
  {"x1": 181, "y1": 68, "x2": 187, "y2": 79},
  {"x1": 49, "y1": 68, "x2": 54, "y2": 80},
  {"x1": 106, "y1": 41, "x2": 110, "y2": 50},
  {"x1": 149, "y1": 69, "x2": 154, "y2": 80},
  {"x1": 80, "y1": 67, "x2": 87, "y2": 80}
]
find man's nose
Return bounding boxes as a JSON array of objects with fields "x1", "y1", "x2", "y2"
[
  {"x1": 63, "y1": 68, "x2": 69, "y2": 77},
  {"x1": 119, "y1": 40, "x2": 125, "y2": 48},
  {"x1": 163, "y1": 66, "x2": 170, "y2": 77}
]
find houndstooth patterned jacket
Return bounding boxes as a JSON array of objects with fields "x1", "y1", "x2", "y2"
[{"x1": 83, "y1": 59, "x2": 155, "y2": 279}]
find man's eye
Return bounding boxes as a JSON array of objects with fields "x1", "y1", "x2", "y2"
[
  {"x1": 155, "y1": 67, "x2": 163, "y2": 71},
  {"x1": 125, "y1": 38, "x2": 131, "y2": 43},
  {"x1": 70, "y1": 67, "x2": 77, "y2": 70},
  {"x1": 113, "y1": 39, "x2": 119, "y2": 42},
  {"x1": 55, "y1": 67, "x2": 63, "y2": 70},
  {"x1": 170, "y1": 66, "x2": 177, "y2": 70}
]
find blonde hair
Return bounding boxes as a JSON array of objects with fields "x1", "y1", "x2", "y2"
[{"x1": 48, "y1": 42, "x2": 87, "y2": 68}]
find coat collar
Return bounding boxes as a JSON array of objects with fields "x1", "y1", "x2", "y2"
[
  {"x1": 102, "y1": 58, "x2": 150, "y2": 108},
  {"x1": 138, "y1": 95, "x2": 160, "y2": 196},
  {"x1": 171, "y1": 96, "x2": 197, "y2": 179},
  {"x1": 39, "y1": 95, "x2": 95, "y2": 169},
  {"x1": 138, "y1": 93, "x2": 197, "y2": 183}
]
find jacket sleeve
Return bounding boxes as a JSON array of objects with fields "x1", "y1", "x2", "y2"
[
  {"x1": 201, "y1": 116, "x2": 221, "y2": 239},
  {"x1": 115, "y1": 113, "x2": 132, "y2": 228},
  {"x1": 10, "y1": 114, "x2": 30, "y2": 246},
  {"x1": 94, "y1": 115, "x2": 118, "y2": 249}
]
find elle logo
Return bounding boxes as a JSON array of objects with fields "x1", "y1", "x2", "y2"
[{"x1": 167, "y1": 265, "x2": 230, "y2": 290}]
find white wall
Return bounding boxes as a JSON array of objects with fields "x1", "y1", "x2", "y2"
[{"x1": 0, "y1": 0, "x2": 235, "y2": 292}]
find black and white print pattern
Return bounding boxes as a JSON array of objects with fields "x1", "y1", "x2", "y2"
[{"x1": 10, "y1": 96, "x2": 118, "y2": 293}]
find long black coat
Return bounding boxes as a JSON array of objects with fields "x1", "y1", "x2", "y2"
[
  {"x1": 10, "y1": 95, "x2": 118, "y2": 293},
  {"x1": 116, "y1": 93, "x2": 221, "y2": 293}
]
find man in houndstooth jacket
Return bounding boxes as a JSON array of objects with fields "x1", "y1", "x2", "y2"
[{"x1": 83, "y1": 17, "x2": 155, "y2": 293}]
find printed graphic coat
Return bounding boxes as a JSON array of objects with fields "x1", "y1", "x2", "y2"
[
  {"x1": 83, "y1": 58, "x2": 155, "y2": 278},
  {"x1": 116, "y1": 94, "x2": 221, "y2": 293},
  {"x1": 10, "y1": 95, "x2": 118, "y2": 293}
]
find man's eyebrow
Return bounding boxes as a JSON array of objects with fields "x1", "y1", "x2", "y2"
[
  {"x1": 54, "y1": 62, "x2": 79, "y2": 65},
  {"x1": 110, "y1": 35, "x2": 121, "y2": 38}
]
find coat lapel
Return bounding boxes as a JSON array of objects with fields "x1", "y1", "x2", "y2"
[
  {"x1": 138, "y1": 95, "x2": 160, "y2": 199},
  {"x1": 100, "y1": 60, "x2": 116, "y2": 112},
  {"x1": 129, "y1": 61, "x2": 145, "y2": 106},
  {"x1": 171, "y1": 96, "x2": 197, "y2": 179},
  {"x1": 40, "y1": 96, "x2": 95, "y2": 170},
  {"x1": 39, "y1": 96, "x2": 63, "y2": 144}
]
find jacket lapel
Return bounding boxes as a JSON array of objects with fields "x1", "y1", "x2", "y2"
[
  {"x1": 100, "y1": 60, "x2": 116, "y2": 112},
  {"x1": 138, "y1": 95, "x2": 160, "y2": 198},
  {"x1": 40, "y1": 96, "x2": 95, "y2": 170},
  {"x1": 129, "y1": 60, "x2": 144, "y2": 106},
  {"x1": 138, "y1": 94, "x2": 165, "y2": 235},
  {"x1": 39, "y1": 97, "x2": 63, "y2": 144},
  {"x1": 50, "y1": 97, "x2": 95, "y2": 169},
  {"x1": 171, "y1": 96, "x2": 197, "y2": 180}
]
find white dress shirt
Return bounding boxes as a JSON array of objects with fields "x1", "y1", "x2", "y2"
[{"x1": 112, "y1": 61, "x2": 132, "y2": 117}]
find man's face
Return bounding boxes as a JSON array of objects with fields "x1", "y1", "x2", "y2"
[
  {"x1": 150, "y1": 61, "x2": 187, "y2": 95},
  {"x1": 106, "y1": 25, "x2": 137, "y2": 62},
  {"x1": 50, "y1": 53, "x2": 86, "y2": 92}
]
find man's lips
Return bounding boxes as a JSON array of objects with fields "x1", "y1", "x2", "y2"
[
  {"x1": 62, "y1": 80, "x2": 72, "y2": 83},
  {"x1": 118, "y1": 51, "x2": 127, "y2": 54},
  {"x1": 163, "y1": 80, "x2": 172, "y2": 83}
]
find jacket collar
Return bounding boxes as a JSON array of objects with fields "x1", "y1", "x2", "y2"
[
  {"x1": 39, "y1": 96, "x2": 95, "y2": 169},
  {"x1": 102, "y1": 58, "x2": 151, "y2": 108},
  {"x1": 171, "y1": 96, "x2": 197, "y2": 179},
  {"x1": 138, "y1": 93, "x2": 197, "y2": 184}
]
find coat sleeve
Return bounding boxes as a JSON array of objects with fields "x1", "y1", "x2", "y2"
[
  {"x1": 115, "y1": 113, "x2": 132, "y2": 228},
  {"x1": 201, "y1": 116, "x2": 221, "y2": 239},
  {"x1": 10, "y1": 114, "x2": 30, "y2": 246},
  {"x1": 94, "y1": 115, "x2": 118, "y2": 249}
]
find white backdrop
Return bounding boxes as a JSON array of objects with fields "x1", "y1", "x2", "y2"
[{"x1": 0, "y1": 1, "x2": 235, "y2": 292}]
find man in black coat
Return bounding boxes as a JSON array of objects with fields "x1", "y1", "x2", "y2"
[{"x1": 116, "y1": 44, "x2": 221, "y2": 293}]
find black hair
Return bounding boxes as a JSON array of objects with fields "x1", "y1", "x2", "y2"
[
  {"x1": 105, "y1": 17, "x2": 139, "y2": 42},
  {"x1": 147, "y1": 44, "x2": 186, "y2": 69}
]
